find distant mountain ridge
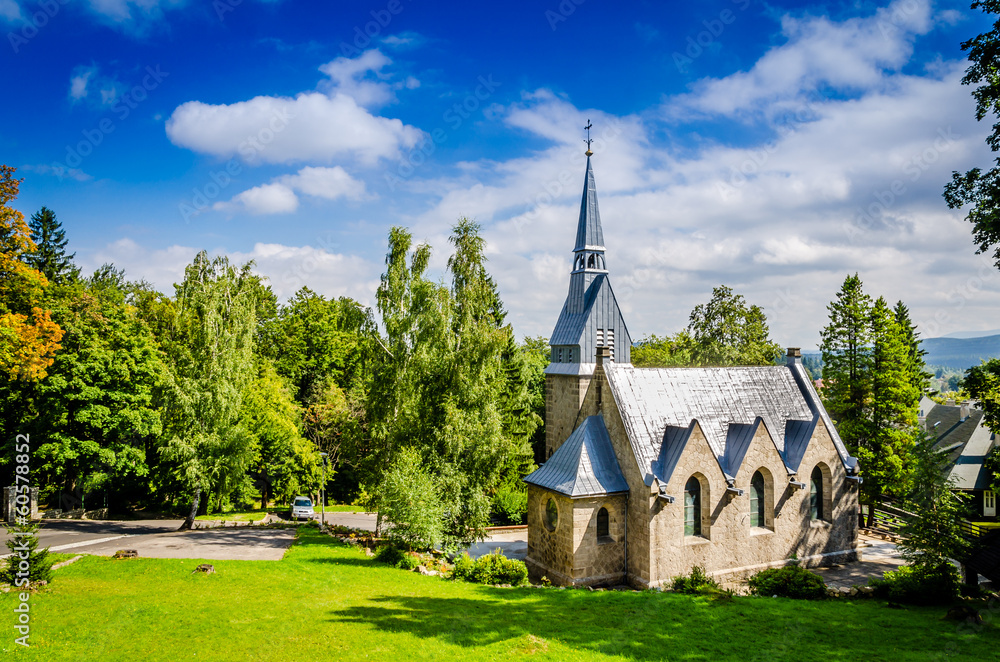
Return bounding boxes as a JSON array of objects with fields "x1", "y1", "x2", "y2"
[
  {"x1": 801, "y1": 333, "x2": 1000, "y2": 371},
  {"x1": 920, "y1": 334, "x2": 1000, "y2": 370}
]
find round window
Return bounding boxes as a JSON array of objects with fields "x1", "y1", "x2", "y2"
[{"x1": 544, "y1": 498, "x2": 558, "y2": 531}]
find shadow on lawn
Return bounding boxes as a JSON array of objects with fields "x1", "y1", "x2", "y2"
[{"x1": 329, "y1": 590, "x2": 838, "y2": 661}]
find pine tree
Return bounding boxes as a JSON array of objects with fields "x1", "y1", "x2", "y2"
[
  {"x1": 899, "y1": 433, "x2": 970, "y2": 579},
  {"x1": 820, "y1": 274, "x2": 872, "y2": 450},
  {"x1": 867, "y1": 297, "x2": 919, "y2": 507},
  {"x1": 27, "y1": 207, "x2": 77, "y2": 283},
  {"x1": 893, "y1": 300, "x2": 932, "y2": 396},
  {"x1": 3, "y1": 521, "x2": 53, "y2": 585}
]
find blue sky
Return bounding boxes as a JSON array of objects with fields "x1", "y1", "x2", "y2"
[{"x1": 2, "y1": 0, "x2": 997, "y2": 347}]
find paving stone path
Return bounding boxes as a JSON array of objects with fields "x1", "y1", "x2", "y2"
[{"x1": 812, "y1": 535, "x2": 905, "y2": 589}]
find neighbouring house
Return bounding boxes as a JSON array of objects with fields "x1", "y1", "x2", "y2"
[
  {"x1": 522, "y1": 154, "x2": 862, "y2": 588},
  {"x1": 919, "y1": 395, "x2": 997, "y2": 520}
]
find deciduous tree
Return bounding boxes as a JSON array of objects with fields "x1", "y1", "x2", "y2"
[
  {"x1": 159, "y1": 252, "x2": 259, "y2": 529},
  {"x1": 687, "y1": 285, "x2": 782, "y2": 366}
]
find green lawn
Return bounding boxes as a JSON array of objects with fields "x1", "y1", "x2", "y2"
[{"x1": 1, "y1": 530, "x2": 996, "y2": 661}]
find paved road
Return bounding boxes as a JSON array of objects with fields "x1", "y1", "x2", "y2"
[
  {"x1": 465, "y1": 530, "x2": 527, "y2": 560},
  {"x1": 1, "y1": 513, "x2": 518, "y2": 562},
  {"x1": 0, "y1": 519, "x2": 183, "y2": 554}
]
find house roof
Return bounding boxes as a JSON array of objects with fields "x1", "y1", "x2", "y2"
[
  {"x1": 523, "y1": 414, "x2": 628, "y2": 497},
  {"x1": 605, "y1": 361, "x2": 855, "y2": 486},
  {"x1": 926, "y1": 402, "x2": 996, "y2": 490}
]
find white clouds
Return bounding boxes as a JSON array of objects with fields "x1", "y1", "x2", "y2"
[
  {"x1": 317, "y1": 49, "x2": 418, "y2": 108},
  {"x1": 166, "y1": 50, "x2": 423, "y2": 166},
  {"x1": 219, "y1": 183, "x2": 299, "y2": 215},
  {"x1": 215, "y1": 166, "x2": 369, "y2": 215},
  {"x1": 667, "y1": 0, "x2": 934, "y2": 119},
  {"x1": 67, "y1": 64, "x2": 120, "y2": 107},
  {"x1": 85, "y1": 238, "x2": 380, "y2": 304},
  {"x1": 0, "y1": 0, "x2": 23, "y2": 21},
  {"x1": 69, "y1": 69, "x2": 93, "y2": 101},
  {"x1": 392, "y1": 28, "x2": 997, "y2": 347},
  {"x1": 279, "y1": 166, "x2": 368, "y2": 200}
]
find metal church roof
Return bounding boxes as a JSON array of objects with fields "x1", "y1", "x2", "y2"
[
  {"x1": 574, "y1": 156, "x2": 605, "y2": 252},
  {"x1": 604, "y1": 361, "x2": 856, "y2": 486},
  {"x1": 523, "y1": 414, "x2": 628, "y2": 497}
]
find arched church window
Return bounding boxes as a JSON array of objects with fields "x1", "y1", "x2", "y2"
[
  {"x1": 587, "y1": 253, "x2": 596, "y2": 268},
  {"x1": 597, "y1": 507, "x2": 610, "y2": 540},
  {"x1": 684, "y1": 477, "x2": 701, "y2": 536},
  {"x1": 750, "y1": 471, "x2": 765, "y2": 528},
  {"x1": 810, "y1": 467, "x2": 823, "y2": 521}
]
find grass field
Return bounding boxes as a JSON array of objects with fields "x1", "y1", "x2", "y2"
[{"x1": 1, "y1": 529, "x2": 996, "y2": 661}]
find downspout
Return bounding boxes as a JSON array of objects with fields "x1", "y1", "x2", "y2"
[{"x1": 622, "y1": 492, "x2": 628, "y2": 585}]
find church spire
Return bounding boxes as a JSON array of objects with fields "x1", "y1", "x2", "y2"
[{"x1": 572, "y1": 154, "x2": 606, "y2": 273}]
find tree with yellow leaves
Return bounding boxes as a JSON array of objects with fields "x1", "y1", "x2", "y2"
[{"x1": 0, "y1": 166, "x2": 63, "y2": 381}]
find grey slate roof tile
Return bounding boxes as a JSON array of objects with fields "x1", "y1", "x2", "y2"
[
  {"x1": 927, "y1": 404, "x2": 997, "y2": 490},
  {"x1": 604, "y1": 363, "x2": 854, "y2": 486},
  {"x1": 523, "y1": 414, "x2": 628, "y2": 497}
]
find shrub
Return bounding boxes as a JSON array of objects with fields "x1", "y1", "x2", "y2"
[
  {"x1": 492, "y1": 480, "x2": 528, "y2": 525},
  {"x1": 373, "y1": 544, "x2": 407, "y2": 568},
  {"x1": 748, "y1": 565, "x2": 826, "y2": 599},
  {"x1": 378, "y1": 447, "x2": 445, "y2": 549},
  {"x1": 451, "y1": 551, "x2": 528, "y2": 586},
  {"x1": 451, "y1": 552, "x2": 475, "y2": 581},
  {"x1": 2, "y1": 522, "x2": 53, "y2": 586},
  {"x1": 671, "y1": 565, "x2": 718, "y2": 594},
  {"x1": 868, "y1": 562, "x2": 960, "y2": 605},
  {"x1": 399, "y1": 552, "x2": 423, "y2": 571}
]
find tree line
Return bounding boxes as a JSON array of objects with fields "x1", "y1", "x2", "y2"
[{"x1": 0, "y1": 167, "x2": 546, "y2": 543}]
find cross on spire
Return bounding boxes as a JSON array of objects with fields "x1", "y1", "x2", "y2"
[{"x1": 584, "y1": 119, "x2": 593, "y2": 156}]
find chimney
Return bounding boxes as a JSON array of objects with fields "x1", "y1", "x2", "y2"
[
  {"x1": 945, "y1": 398, "x2": 956, "y2": 407},
  {"x1": 960, "y1": 402, "x2": 970, "y2": 422},
  {"x1": 596, "y1": 346, "x2": 612, "y2": 368},
  {"x1": 786, "y1": 347, "x2": 802, "y2": 366}
]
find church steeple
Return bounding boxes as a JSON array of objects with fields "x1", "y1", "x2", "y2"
[
  {"x1": 544, "y1": 146, "x2": 632, "y2": 458},
  {"x1": 572, "y1": 156, "x2": 607, "y2": 273}
]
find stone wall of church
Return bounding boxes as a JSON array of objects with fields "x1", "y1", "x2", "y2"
[
  {"x1": 566, "y1": 495, "x2": 627, "y2": 586},
  {"x1": 574, "y1": 365, "x2": 655, "y2": 586},
  {"x1": 646, "y1": 418, "x2": 858, "y2": 587},
  {"x1": 544, "y1": 374, "x2": 590, "y2": 459},
  {"x1": 525, "y1": 488, "x2": 576, "y2": 585}
]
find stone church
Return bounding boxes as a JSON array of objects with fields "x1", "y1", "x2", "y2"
[{"x1": 523, "y1": 155, "x2": 861, "y2": 588}]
